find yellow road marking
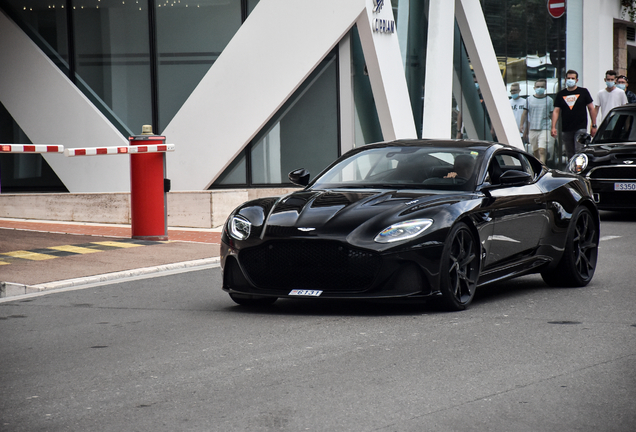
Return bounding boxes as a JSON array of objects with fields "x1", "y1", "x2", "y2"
[
  {"x1": 1, "y1": 251, "x2": 57, "y2": 261},
  {"x1": 49, "y1": 245, "x2": 101, "y2": 254},
  {"x1": 91, "y1": 241, "x2": 144, "y2": 248}
]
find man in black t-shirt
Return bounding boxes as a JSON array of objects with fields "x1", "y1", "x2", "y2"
[{"x1": 551, "y1": 70, "x2": 597, "y2": 160}]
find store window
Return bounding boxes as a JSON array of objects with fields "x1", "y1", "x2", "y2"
[
  {"x1": 214, "y1": 50, "x2": 339, "y2": 187},
  {"x1": 0, "y1": 102, "x2": 67, "y2": 192},
  {"x1": 482, "y1": 0, "x2": 566, "y2": 167},
  {"x1": 351, "y1": 26, "x2": 383, "y2": 146},
  {"x1": 72, "y1": 0, "x2": 153, "y2": 134},
  {"x1": 395, "y1": 0, "x2": 428, "y2": 138},
  {"x1": 1, "y1": 0, "x2": 70, "y2": 72},
  {"x1": 156, "y1": 0, "x2": 242, "y2": 130}
]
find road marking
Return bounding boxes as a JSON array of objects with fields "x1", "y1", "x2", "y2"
[
  {"x1": 49, "y1": 245, "x2": 101, "y2": 254},
  {"x1": 1, "y1": 251, "x2": 57, "y2": 261},
  {"x1": 92, "y1": 241, "x2": 145, "y2": 248},
  {"x1": 0, "y1": 239, "x2": 166, "y2": 265},
  {"x1": 600, "y1": 235, "x2": 621, "y2": 241}
]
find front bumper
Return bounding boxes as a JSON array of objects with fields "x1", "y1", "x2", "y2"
[
  {"x1": 220, "y1": 238, "x2": 444, "y2": 300},
  {"x1": 587, "y1": 165, "x2": 636, "y2": 209},
  {"x1": 589, "y1": 180, "x2": 636, "y2": 209}
]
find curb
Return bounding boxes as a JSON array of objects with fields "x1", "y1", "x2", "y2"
[{"x1": 0, "y1": 257, "x2": 221, "y2": 300}]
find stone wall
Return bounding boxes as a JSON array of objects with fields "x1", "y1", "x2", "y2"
[{"x1": 0, "y1": 188, "x2": 299, "y2": 228}]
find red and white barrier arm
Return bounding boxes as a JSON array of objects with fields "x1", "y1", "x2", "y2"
[
  {"x1": 0, "y1": 144, "x2": 64, "y2": 153},
  {"x1": 64, "y1": 143, "x2": 175, "y2": 157}
]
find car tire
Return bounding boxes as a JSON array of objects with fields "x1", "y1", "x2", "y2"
[
  {"x1": 439, "y1": 222, "x2": 480, "y2": 311},
  {"x1": 229, "y1": 293, "x2": 278, "y2": 307},
  {"x1": 541, "y1": 206, "x2": 599, "y2": 287}
]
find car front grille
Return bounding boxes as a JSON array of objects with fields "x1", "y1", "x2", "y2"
[
  {"x1": 239, "y1": 240, "x2": 381, "y2": 291},
  {"x1": 588, "y1": 166, "x2": 636, "y2": 180},
  {"x1": 592, "y1": 190, "x2": 636, "y2": 209}
]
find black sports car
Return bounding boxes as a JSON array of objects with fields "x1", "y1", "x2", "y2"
[
  {"x1": 221, "y1": 140, "x2": 599, "y2": 311},
  {"x1": 568, "y1": 104, "x2": 636, "y2": 210}
]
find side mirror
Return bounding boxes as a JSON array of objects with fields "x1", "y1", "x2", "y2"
[
  {"x1": 288, "y1": 168, "x2": 310, "y2": 186},
  {"x1": 577, "y1": 132, "x2": 592, "y2": 146},
  {"x1": 499, "y1": 170, "x2": 533, "y2": 186}
]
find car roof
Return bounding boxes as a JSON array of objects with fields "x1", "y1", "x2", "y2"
[
  {"x1": 361, "y1": 139, "x2": 510, "y2": 151},
  {"x1": 606, "y1": 103, "x2": 636, "y2": 114}
]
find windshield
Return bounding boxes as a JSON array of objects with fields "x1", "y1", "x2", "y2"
[
  {"x1": 594, "y1": 112, "x2": 636, "y2": 144},
  {"x1": 311, "y1": 146, "x2": 485, "y2": 191}
]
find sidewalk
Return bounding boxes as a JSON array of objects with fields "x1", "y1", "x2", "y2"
[{"x1": 0, "y1": 218, "x2": 222, "y2": 299}]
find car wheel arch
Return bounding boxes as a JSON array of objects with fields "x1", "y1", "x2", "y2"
[{"x1": 456, "y1": 216, "x2": 483, "y2": 269}]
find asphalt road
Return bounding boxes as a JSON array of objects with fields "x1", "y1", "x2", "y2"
[{"x1": 1, "y1": 212, "x2": 635, "y2": 432}]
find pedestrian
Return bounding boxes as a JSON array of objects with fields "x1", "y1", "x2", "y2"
[
  {"x1": 509, "y1": 82, "x2": 527, "y2": 146},
  {"x1": 595, "y1": 70, "x2": 627, "y2": 123},
  {"x1": 521, "y1": 79, "x2": 554, "y2": 163},
  {"x1": 551, "y1": 70, "x2": 597, "y2": 160},
  {"x1": 617, "y1": 75, "x2": 636, "y2": 104}
]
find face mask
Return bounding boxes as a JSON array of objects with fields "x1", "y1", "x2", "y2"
[
  {"x1": 511, "y1": 93, "x2": 520, "y2": 99},
  {"x1": 535, "y1": 88, "x2": 546, "y2": 95},
  {"x1": 617, "y1": 83, "x2": 626, "y2": 90},
  {"x1": 566, "y1": 79, "x2": 576, "y2": 88},
  {"x1": 475, "y1": 83, "x2": 480, "y2": 90},
  {"x1": 606, "y1": 81, "x2": 616, "y2": 89}
]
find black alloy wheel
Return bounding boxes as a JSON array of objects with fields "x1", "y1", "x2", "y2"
[
  {"x1": 541, "y1": 206, "x2": 599, "y2": 287},
  {"x1": 439, "y1": 222, "x2": 479, "y2": 311}
]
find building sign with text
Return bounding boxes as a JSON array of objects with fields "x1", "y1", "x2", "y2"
[{"x1": 372, "y1": 0, "x2": 395, "y2": 33}]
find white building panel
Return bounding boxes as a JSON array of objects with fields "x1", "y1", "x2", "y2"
[
  {"x1": 0, "y1": 11, "x2": 130, "y2": 193},
  {"x1": 455, "y1": 0, "x2": 523, "y2": 149},
  {"x1": 163, "y1": 0, "x2": 416, "y2": 190}
]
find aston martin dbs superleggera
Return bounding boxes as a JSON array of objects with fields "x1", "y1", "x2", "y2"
[{"x1": 221, "y1": 140, "x2": 600, "y2": 311}]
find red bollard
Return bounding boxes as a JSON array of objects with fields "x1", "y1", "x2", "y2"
[{"x1": 129, "y1": 133, "x2": 168, "y2": 241}]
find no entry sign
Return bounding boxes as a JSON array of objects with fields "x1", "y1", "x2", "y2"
[{"x1": 547, "y1": 0, "x2": 566, "y2": 18}]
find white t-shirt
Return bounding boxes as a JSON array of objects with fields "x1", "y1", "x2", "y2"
[
  {"x1": 527, "y1": 95, "x2": 554, "y2": 130},
  {"x1": 596, "y1": 88, "x2": 628, "y2": 121},
  {"x1": 509, "y1": 97, "x2": 527, "y2": 135}
]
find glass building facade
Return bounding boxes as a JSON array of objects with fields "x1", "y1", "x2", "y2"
[{"x1": 0, "y1": 0, "x2": 567, "y2": 192}]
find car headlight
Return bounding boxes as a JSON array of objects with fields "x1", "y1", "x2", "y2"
[
  {"x1": 568, "y1": 154, "x2": 588, "y2": 174},
  {"x1": 374, "y1": 219, "x2": 433, "y2": 243},
  {"x1": 229, "y1": 215, "x2": 251, "y2": 240}
]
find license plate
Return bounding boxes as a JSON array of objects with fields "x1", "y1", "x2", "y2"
[
  {"x1": 289, "y1": 289, "x2": 323, "y2": 297},
  {"x1": 614, "y1": 182, "x2": 636, "y2": 191}
]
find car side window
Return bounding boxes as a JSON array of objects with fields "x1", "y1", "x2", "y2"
[
  {"x1": 486, "y1": 152, "x2": 533, "y2": 185},
  {"x1": 596, "y1": 113, "x2": 635, "y2": 143}
]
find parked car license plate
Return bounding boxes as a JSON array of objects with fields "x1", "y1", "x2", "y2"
[
  {"x1": 614, "y1": 182, "x2": 636, "y2": 191},
  {"x1": 289, "y1": 290, "x2": 323, "y2": 296}
]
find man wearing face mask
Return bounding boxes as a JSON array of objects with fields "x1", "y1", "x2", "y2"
[
  {"x1": 617, "y1": 75, "x2": 636, "y2": 104},
  {"x1": 509, "y1": 82, "x2": 527, "y2": 145},
  {"x1": 521, "y1": 79, "x2": 554, "y2": 163},
  {"x1": 595, "y1": 70, "x2": 627, "y2": 123},
  {"x1": 551, "y1": 70, "x2": 597, "y2": 160}
]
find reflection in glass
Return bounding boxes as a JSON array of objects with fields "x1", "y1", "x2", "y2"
[
  {"x1": 395, "y1": 0, "x2": 429, "y2": 138},
  {"x1": 156, "y1": 0, "x2": 242, "y2": 130},
  {"x1": 215, "y1": 150, "x2": 247, "y2": 185},
  {"x1": 2, "y1": 0, "x2": 70, "y2": 71},
  {"x1": 73, "y1": 0, "x2": 152, "y2": 133},
  {"x1": 250, "y1": 52, "x2": 339, "y2": 185},
  {"x1": 0, "y1": 102, "x2": 67, "y2": 192},
  {"x1": 452, "y1": 23, "x2": 493, "y2": 142},
  {"x1": 351, "y1": 26, "x2": 383, "y2": 146}
]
